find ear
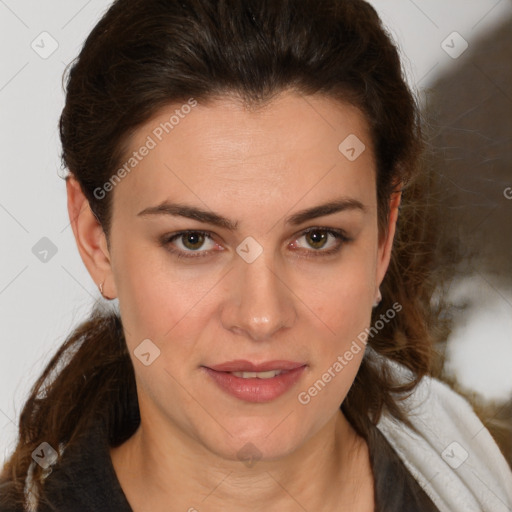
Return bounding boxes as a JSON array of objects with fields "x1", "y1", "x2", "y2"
[
  {"x1": 375, "y1": 189, "x2": 402, "y2": 292},
  {"x1": 66, "y1": 175, "x2": 117, "y2": 299}
]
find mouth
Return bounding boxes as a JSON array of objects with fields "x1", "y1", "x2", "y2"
[{"x1": 202, "y1": 360, "x2": 307, "y2": 403}]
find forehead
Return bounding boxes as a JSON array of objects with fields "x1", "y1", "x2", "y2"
[{"x1": 112, "y1": 91, "x2": 376, "y2": 216}]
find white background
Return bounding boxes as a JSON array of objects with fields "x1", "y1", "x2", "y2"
[{"x1": 1, "y1": 0, "x2": 511, "y2": 464}]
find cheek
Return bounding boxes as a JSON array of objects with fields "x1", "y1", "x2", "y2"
[
  {"x1": 295, "y1": 267, "x2": 373, "y2": 420},
  {"x1": 113, "y1": 241, "x2": 225, "y2": 352},
  {"x1": 297, "y1": 239, "x2": 376, "y2": 393},
  {"x1": 310, "y1": 246, "x2": 376, "y2": 337},
  {"x1": 314, "y1": 271, "x2": 371, "y2": 330}
]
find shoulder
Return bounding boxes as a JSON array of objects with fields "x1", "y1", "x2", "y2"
[{"x1": 376, "y1": 361, "x2": 512, "y2": 512}]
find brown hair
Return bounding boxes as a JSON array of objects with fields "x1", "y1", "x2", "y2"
[{"x1": 1, "y1": 0, "x2": 453, "y2": 508}]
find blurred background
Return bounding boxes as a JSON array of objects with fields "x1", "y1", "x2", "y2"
[{"x1": 1, "y1": 0, "x2": 511, "y2": 465}]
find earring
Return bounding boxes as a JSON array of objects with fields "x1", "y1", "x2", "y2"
[
  {"x1": 99, "y1": 281, "x2": 111, "y2": 300},
  {"x1": 372, "y1": 288, "x2": 382, "y2": 308}
]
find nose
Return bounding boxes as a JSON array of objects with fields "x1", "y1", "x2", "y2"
[{"x1": 220, "y1": 250, "x2": 297, "y2": 341}]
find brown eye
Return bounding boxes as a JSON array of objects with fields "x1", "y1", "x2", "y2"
[
  {"x1": 290, "y1": 227, "x2": 351, "y2": 258},
  {"x1": 304, "y1": 230, "x2": 329, "y2": 249},
  {"x1": 161, "y1": 230, "x2": 218, "y2": 259},
  {"x1": 181, "y1": 232, "x2": 206, "y2": 250}
]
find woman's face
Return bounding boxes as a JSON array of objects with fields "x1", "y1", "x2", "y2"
[{"x1": 93, "y1": 91, "x2": 398, "y2": 461}]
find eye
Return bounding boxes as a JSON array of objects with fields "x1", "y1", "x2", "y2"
[
  {"x1": 290, "y1": 227, "x2": 350, "y2": 257},
  {"x1": 160, "y1": 230, "x2": 219, "y2": 259}
]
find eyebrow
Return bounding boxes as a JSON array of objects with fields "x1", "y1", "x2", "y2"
[{"x1": 137, "y1": 197, "x2": 366, "y2": 230}]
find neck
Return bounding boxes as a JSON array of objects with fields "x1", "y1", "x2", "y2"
[{"x1": 110, "y1": 409, "x2": 374, "y2": 512}]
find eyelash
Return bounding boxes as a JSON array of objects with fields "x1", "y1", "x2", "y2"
[{"x1": 160, "y1": 227, "x2": 352, "y2": 260}]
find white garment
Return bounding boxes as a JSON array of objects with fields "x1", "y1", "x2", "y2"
[{"x1": 377, "y1": 367, "x2": 512, "y2": 512}]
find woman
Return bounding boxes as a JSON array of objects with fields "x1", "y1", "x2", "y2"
[{"x1": 1, "y1": 0, "x2": 511, "y2": 510}]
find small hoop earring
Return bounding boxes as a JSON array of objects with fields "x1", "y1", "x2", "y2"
[
  {"x1": 99, "y1": 281, "x2": 111, "y2": 300},
  {"x1": 372, "y1": 288, "x2": 382, "y2": 308}
]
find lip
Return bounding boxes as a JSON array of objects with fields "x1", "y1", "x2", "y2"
[{"x1": 202, "y1": 360, "x2": 307, "y2": 403}]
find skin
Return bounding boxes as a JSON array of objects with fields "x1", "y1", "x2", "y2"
[{"x1": 67, "y1": 90, "x2": 401, "y2": 511}]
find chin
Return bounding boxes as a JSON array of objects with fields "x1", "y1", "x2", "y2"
[{"x1": 195, "y1": 414, "x2": 309, "y2": 465}]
